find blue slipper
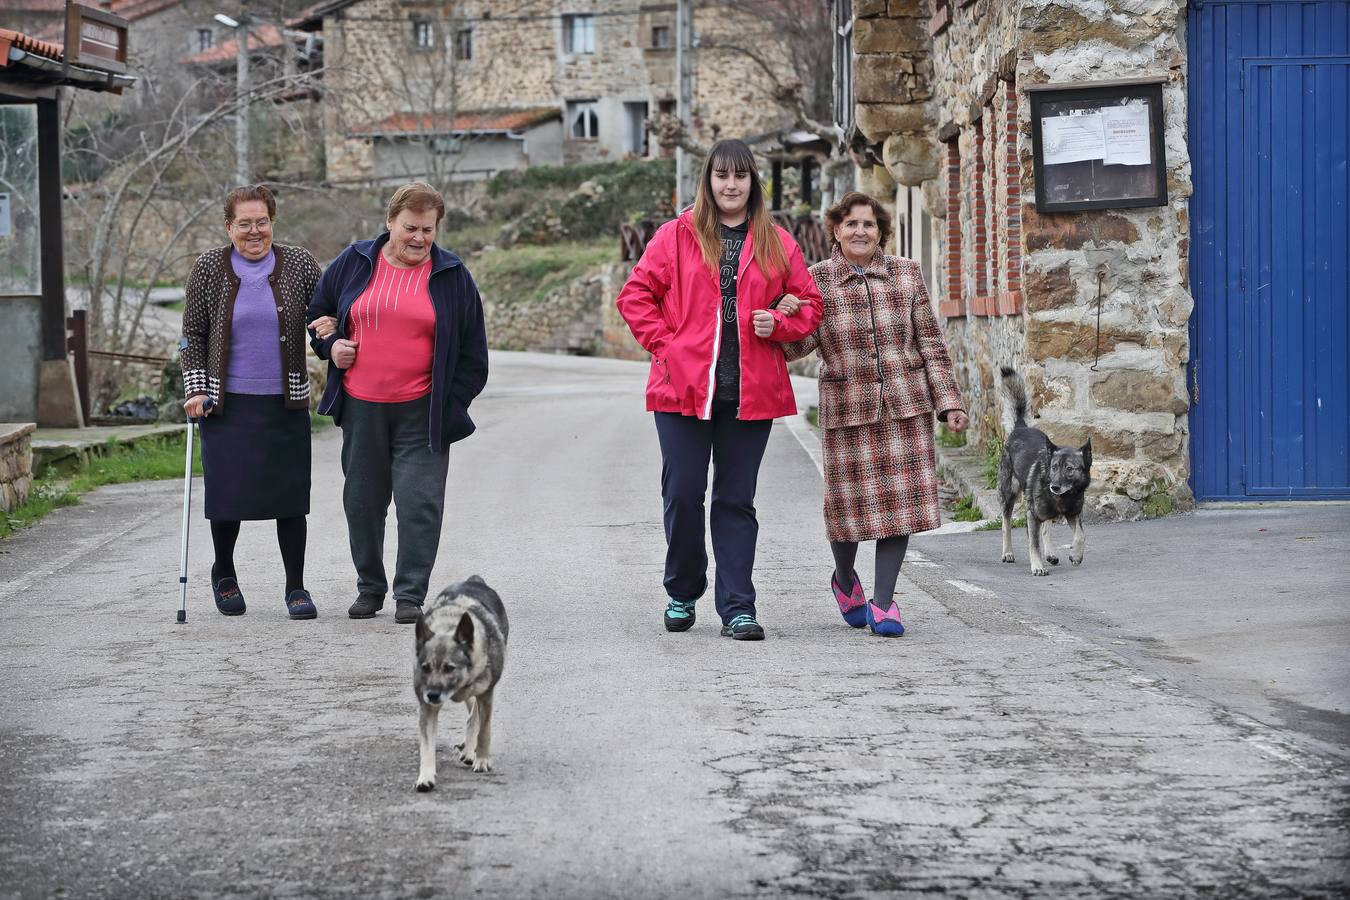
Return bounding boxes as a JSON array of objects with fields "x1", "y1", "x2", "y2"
[
  {"x1": 285, "y1": 589, "x2": 317, "y2": 620},
  {"x1": 212, "y1": 577, "x2": 246, "y2": 616}
]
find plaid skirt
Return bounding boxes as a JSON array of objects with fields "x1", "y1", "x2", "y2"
[{"x1": 821, "y1": 411, "x2": 940, "y2": 542}]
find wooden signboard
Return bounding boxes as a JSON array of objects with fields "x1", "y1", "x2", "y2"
[{"x1": 64, "y1": 2, "x2": 129, "y2": 75}]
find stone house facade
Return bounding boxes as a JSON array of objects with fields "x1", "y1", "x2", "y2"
[
  {"x1": 842, "y1": 0, "x2": 1195, "y2": 520},
  {"x1": 844, "y1": 0, "x2": 1350, "y2": 514},
  {"x1": 303, "y1": 0, "x2": 801, "y2": 184}
]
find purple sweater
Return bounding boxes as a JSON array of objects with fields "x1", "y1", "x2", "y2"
[{"x1": 225, "y1": 250, "x2": 282, "y2": 395}]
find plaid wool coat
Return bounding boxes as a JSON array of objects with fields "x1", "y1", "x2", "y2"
[{"x1": 783, "y1": 249, "x2": 964, "y2": 428}]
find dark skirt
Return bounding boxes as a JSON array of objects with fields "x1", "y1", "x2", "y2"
[{"x1": 200, "y1": 392, "x2": 311, "y2": 520}]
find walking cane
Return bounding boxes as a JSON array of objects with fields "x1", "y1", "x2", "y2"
[{"x1": 176, "y1": 391, "x2": 212, "y2": 625}]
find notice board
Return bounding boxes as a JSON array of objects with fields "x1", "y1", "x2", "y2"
[{"x1": 1028, "y1": 79, "x2": 1167, "y2": 213}]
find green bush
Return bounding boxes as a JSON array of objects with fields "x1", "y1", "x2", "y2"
[
  {"x1": 488, "y1": 159, "x2": 675, "y2": 245},
  {"x1": 948, "y1": 494, "x2": 984, "y2": 522},
  {"x1": 982, "y1": 431, "x2": 1005, "y2": 489},
  {"x1": 472, "y1": 239, "x2": 616, "y2": 305},
  {"x1": 937, "y1": 423, "x2": 967, "y2": 448}
]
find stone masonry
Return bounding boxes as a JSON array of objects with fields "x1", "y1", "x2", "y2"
[
  {"x1": 320, "y1": 0, "x2": 800, "y2": 182},
  {"x1": 851, "y1": 0, "x2": 1193, "y2": 520},
  {"x1": 0, "y1": 424, "x2": 36, "y2": 514}
]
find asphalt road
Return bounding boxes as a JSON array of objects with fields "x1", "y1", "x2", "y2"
[{"x1": 1, "y1": 351, "x2": 1346, "y2": 899}]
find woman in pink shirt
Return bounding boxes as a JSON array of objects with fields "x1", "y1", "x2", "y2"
[{"x1": 308, "y1": 183, "x2": 489, "y2": 624}]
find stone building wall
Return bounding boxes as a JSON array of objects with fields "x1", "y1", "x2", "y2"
[
  {"x1": 851, "y1": 0, "x2": 1193, "y2": 520},
  {"x1": 0, "y1": 424, "x2": 35, "y2": 514},
  {"x1": 320, "y1": 0, "x2": 800, "y2": 182}
]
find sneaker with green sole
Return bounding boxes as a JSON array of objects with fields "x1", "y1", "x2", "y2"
[
  {"x1": 664, "y1": 598, "x2": 696, "y2": 632},
  {"x1": 720, "y1": 613, "x2": 764, "y2": 641}
]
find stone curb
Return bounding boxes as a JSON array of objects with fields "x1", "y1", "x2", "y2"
[
  {"x1": 935, "y1": 442, "x2": 1003, "y2": 521},
  {"x1": 32, "y1": 423, "x2": 186, "y2": 472}
]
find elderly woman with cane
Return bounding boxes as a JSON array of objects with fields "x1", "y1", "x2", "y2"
[
  {"x1": 780, "y1": 191, "x2": 968, "y2": 636},
  {"x1": 615, "y1": 138, "x2": 822, "y2": 641},
  {"x1": 308, "y1": 182, "x2": 489, "y2": 626},
  {"x1": 181, "y1": 184, "x2": 324, "y2": 619}
]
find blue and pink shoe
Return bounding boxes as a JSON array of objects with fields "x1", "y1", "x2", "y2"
[
  {"x1": 831, "y1": 571, "x2": 869, "y2": 628},
  {"x1": 865, "y1": 599, "x2": 906, "y2": 637}
]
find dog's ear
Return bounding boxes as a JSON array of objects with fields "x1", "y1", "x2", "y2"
[
  {"x1": 1080, "y1": 439, "x2": 1092, "y2": 470},
  {"x1": 415, "y1": 612, "x2": 433, "y2": 649},
  {"x1": 466, "y1": 574, "x2": 486, "y2": 586},
  {"x1": 454, "y1": 611, "x2": 475, "y2": 646}
]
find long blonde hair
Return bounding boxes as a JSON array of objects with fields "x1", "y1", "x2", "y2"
[{"x1": 690, "y1": 139, "x2": 788, "y2": 279}]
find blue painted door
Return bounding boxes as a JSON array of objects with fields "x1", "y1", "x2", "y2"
[{"x1": 1188, "y1": 0, "x2": 1350, "y2": 500}]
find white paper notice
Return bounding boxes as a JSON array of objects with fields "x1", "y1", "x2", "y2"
[
  {"x1": 0, "y1": 193, "x2": 10, "y2": 238},
  {"x1": 1102, "y1": 103, "x2": 1151, "y2": 166},
  {"x1": 1041, "y1": 113, "x2": 1106, "y2": 165}
]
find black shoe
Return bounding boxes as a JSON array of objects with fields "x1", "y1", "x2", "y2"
[
  {"x1": 720, "y1": 614, "x2": 765, "y2": 641},
  {"x1": 394, "y1": 599, "x2": 422, "y2": 624},
  {"x1": 348, "y1": 593, "x2": 384, "y2": 619},
  {"x1": 284, "y1": 589, "x2": 317, "y2": 620},
  {"x1": 212, "y1": 576, "x2": 246, "y2": 616}
]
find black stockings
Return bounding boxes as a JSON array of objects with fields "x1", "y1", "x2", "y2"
[
  {"x1": 210, "y1": 517, "x2": 306, "y2": 593},
  {"x1": 830, "y1": 535, "x2": 911, "y2": 609}
]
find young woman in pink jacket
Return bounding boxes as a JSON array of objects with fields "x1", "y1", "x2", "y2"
[{"x1": 616, "y1": 139, "x2": 822, "y2": 640}]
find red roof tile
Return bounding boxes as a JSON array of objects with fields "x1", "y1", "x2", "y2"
[
  {"x1": 182, "y1": 23, "x2": 284, "y2": 65},
  {"x1": 0, "y1": 26, "x2": 65, "y2": 63},
  {"x1": 355, "y1": 107, "x2": 561, "y2": 136}
]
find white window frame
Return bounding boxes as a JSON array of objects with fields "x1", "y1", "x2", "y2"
[
  {"x1": 567, "y1": 99, "x2": 600, "y2": 140},
  {"x1": 412, "y1": 19, "x2": 435, "y2": 51},
  {"x1": 563, "y1": 14, "x2": 596, "y2": 54}
]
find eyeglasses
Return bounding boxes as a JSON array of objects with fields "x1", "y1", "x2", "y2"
[{"x1": 232, "y1": 218, "x2": 272, "y2": 233}]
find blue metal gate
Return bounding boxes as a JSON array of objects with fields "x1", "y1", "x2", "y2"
[{"x1": 1188, "y1": 0, "x2": 1350, "y2": 500}]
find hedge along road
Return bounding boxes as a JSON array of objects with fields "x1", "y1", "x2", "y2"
[{"x1": 0, "y1": 351, "x2": 1345, "y2": 899}]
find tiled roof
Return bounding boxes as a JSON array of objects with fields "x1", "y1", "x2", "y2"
[
  {"x1": 0, "y1": 26, "x2": 64, "y2": 63},
  {"x1": 354, "y1": 107, "x2": 561, "y2": 136},
  {"x1": 182, "y1": 23, "x2": 284, "y2": 65}
]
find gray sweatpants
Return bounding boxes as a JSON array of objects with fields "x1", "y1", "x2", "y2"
[{"x1": 339, "y1": 394, "x2": 449, "y2": 605}]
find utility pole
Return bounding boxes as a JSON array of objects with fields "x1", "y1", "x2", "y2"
[
  {"x1": 675, "y1": 0, "x2": 695, "y2": 209},
  {"x1": 216, "y1": 4, "x2": 252, "y2": 185}
]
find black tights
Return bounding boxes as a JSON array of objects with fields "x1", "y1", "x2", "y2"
[
  {"x1": 830, "y1": 535, "x2": 910, "y2": 609},
  {"x1": 210, "y1": 517, "x2": 306, "y2": 593}
]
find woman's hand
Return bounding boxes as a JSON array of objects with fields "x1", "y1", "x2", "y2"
[
  {"x1": 774, "y1": 294, "x2": 802, "y2": 316},
  {"x1": 183, "y1": 396, "x2": 211, "y2": 419},
  {"x1": 332, "y1": 338, "x2": 359, "y2": 369},
  {"x1": 752, "y1": 309, "x2": 777, "y2": 338},
  {"x1": 945, "y1": 410, "x2": 970, "y2": 432},
  {"x1": 310, "y1": 316, "x2": 338, "y2": 340}
]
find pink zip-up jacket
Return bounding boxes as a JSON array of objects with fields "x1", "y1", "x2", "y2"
[{"x1": 615, "y1": 210, "x2": 823, "y2": 420}]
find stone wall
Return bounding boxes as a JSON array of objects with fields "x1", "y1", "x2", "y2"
[
  {"x1": 0, "y1": 424, "x2": 36, "y2": 514},
  {"x1": 321, "y1": 0, "x2": 800, "y2": 182},
  {"x1": 852, "y1": 0, "x2": 1193, "y2": 520},
  {"x1": 484, "y1": 262, "x2": 642, "y2": 358}
]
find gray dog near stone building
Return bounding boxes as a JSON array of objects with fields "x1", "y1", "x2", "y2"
[
  {"x1": 997, "y1": 367, "x2": 1092, "y2": 576},
  {"x1": 413, "y1": 576, "x2": 508, "y2": 792}
]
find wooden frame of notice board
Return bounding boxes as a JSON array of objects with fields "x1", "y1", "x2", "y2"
[{"x1": 1028, "y1": 78, "x2": 1167, "y2": 213}]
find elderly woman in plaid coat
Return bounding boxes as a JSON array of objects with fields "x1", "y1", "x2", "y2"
[{"x1": 781, "y1": 191, "x2": 969, "y2": 636}]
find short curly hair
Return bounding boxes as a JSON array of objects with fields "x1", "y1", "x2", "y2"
[
  {"x1": 223, "y1": 184, "x2": 276, "y2": 224},
  {"x1": 823, "y1": 191, "x2": 893, "y2": 251}
]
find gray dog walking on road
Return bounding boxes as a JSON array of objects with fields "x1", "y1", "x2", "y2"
[
  {"x1": 997, "y1": 367, "x2": 1092, "y2": 576},
  {"x1": 413, "y1": 575, "x2": 508, "y2": 792}
]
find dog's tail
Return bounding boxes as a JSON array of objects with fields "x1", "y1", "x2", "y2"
[{"x1": 999, "y1": 366, "x2": 1029, "y2": 429}]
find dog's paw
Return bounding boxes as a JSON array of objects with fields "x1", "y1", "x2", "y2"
[
  {"x1": 458, "y1": 749, "x2": 475, "y2": 767},
  {"x1": 1031, "y1": 566, "x2": 1049, "y2": 576},
  {"x1": 1045, "y1": 554, "x2": 1060, "y2": 566},
  {"x1": 1001, "y1": 553, "x2": 1015, "y2": 563},
  {"x1": 1070, "y1": 554, "x2": 1084, "y2": 566},
  {"x1": 415, "y1": 779, "x2": 436, "y2": 793},
  {"x1": 471, "y1": 756, "x2": 493, "y2": 774}
]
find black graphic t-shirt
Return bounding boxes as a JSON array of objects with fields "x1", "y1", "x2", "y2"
[{"x1": 712, "y1": 220, "x2": 748, "y2": 413}]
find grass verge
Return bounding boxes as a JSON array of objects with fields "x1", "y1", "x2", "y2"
[
  {"x1": 947, "y1": 494, "x2": 984, "y2": 522},
  {"x1": 0, "y1": 433, "x2": 201, "y2": 540},
  {"x1": 975, "y1": 514, "x2": 1024, "y2": 531},
  {"x1": 471, "y1": 239, "x2": 616, "y2": 305}
]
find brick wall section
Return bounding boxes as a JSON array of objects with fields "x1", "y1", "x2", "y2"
[
  {"x1": 969, "y1": 119, "x2": 991, "y2": 314},
  {"x1": 0, "y1": 424, "x2": 35, "y2": 514},
  {"x1": 998, "y1": 82, "x2": 1023, "y2": 314},
  {"x1": 939, "y1": 139, "x2": 963, "y2": 318}
]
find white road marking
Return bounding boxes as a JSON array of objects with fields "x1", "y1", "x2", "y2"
[
  {"x1": 945, "y1": 579, "x2": 994, "y2": 596},
  {"x1": 782, "y1": 413, "x2": 823, "y2": 477}
]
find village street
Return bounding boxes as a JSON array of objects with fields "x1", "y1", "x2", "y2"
[{"x1": 0, "y1": 352, "x2": 1347, "y2": 899}]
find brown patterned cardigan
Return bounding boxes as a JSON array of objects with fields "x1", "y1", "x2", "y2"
[
  {"x1": 783, "y1": 249, "x2": 964, "y2": 429},
  {"x1": 181, "y1": 243, "x2": 323, "y2": 411}
]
